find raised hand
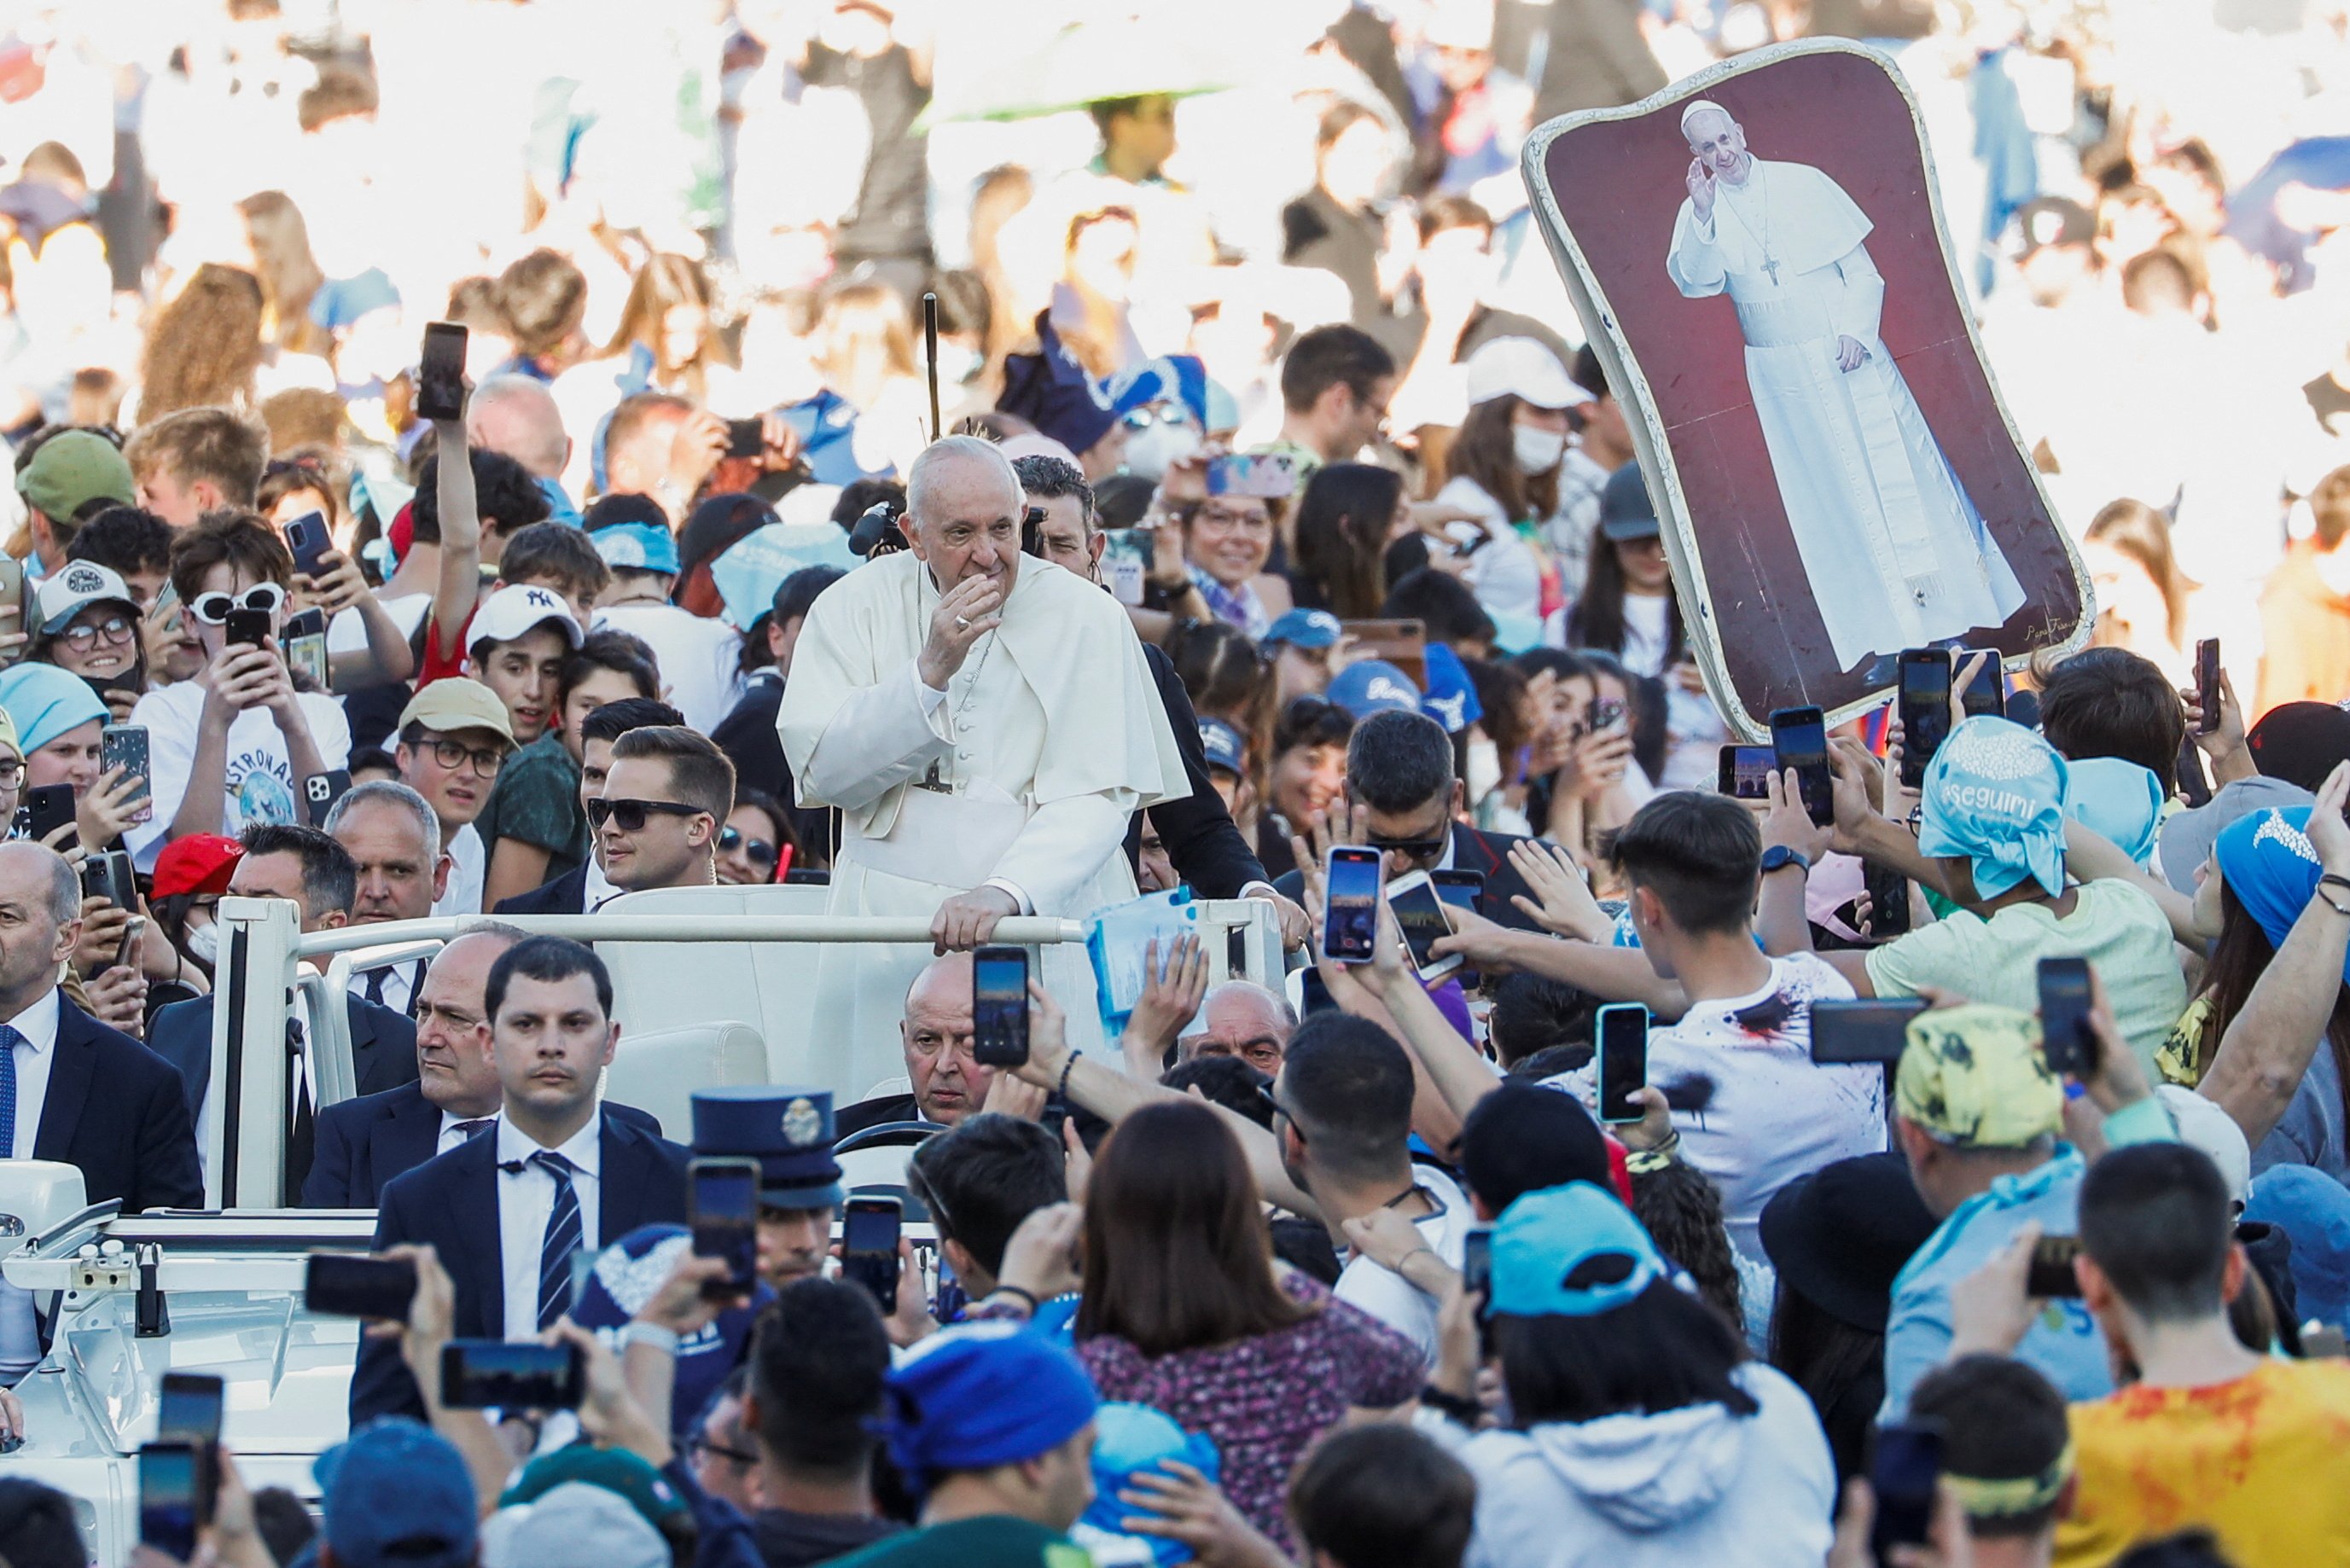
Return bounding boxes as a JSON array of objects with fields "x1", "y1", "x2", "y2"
[
  {"x1": 1509, "y1": 838, "x2": 1609, "y2": 940},
  {"x1": 918, "y1": 572, "x2": 1004, "y2": 690},
  {"x1": 1687, "y1": 158, "x2": 1716, "y2": 221}
]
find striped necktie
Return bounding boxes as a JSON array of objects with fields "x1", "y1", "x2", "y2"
[{"x1": 531, "y1": 1151, "x2": 582, "y2": 1332}]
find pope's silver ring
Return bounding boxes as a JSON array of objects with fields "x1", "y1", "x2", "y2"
[{"x1": 956, "y1": 615, "x2": 970, "y2": 629}]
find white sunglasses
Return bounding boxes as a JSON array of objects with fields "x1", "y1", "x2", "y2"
[{"x1": 189, "y1": 584, "x2": 287, "y2": 625}]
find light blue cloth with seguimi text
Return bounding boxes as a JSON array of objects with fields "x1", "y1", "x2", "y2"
[{"x1": 1916, "y1": 716, "x2": 2070, "y2": 900}]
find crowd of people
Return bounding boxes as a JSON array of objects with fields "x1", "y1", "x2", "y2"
[{"x1": 0, "y1": 0, "x2": 2348, "y2": 1565}]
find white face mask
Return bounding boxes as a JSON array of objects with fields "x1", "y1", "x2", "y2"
[
  {"x1": 1121, "y1": 412, "x2": 1203, "y2": 483},
  {"x1": 1466, "y1": 736, "x2": 1502, "y2": 804},
  {"x1": 186, "y1": 920, "x2": 219, "y2": 967},
  {"x1": 1513, "y1": 425, "x2": 1568, "y2": 475}
]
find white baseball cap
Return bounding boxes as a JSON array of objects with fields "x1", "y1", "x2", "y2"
[
  {"x1": 1463, "y1": 337, "x2": 1593, "y2": 411},
  {"x1": 34, "y1": 560, "x2": 138, "y2": 636},
  {"x1": 468, "y1": 583, "x2": 585, "y2": 653}
]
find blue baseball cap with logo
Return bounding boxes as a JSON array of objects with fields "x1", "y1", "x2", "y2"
[
  {"x1": 1263, "y1": 608, "x2": 1341, "y2": 650},
  {"x1": 1326, "y1": 659, "x2": 1421, "y2": 719},
  {"x1": 691, "y1": 1087, "x2": 844, "y2": 1210},
  {"x1": 1491, "y1": 1181, "x2": 1666, "y2": 1319},
  {"x1": 314, "y1": 1418, "x2": 480, "y2": 1568},
  {"x1": 1197, "y1": 717, "x2": 1245, "y2": 778},
  {"x1": 1420, "y1": 643, "x2": 1485, "y2": 735}
]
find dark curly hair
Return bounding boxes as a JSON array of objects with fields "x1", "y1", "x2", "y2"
[{"x1": 1630, "y1": 1160, "x2": 1743, "y2": 1336}]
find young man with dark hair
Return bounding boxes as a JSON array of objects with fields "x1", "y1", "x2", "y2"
[
  {"x1": 905, "y1": 1112, "x2": 1069, "y2": 1320},
  {"x1": 1272, "y1": 709, "x2": 1537, "y2": 926},
  {"x1": 744, "y1": 1279, "x2": 903, "y2": 1564},
  {"x1": 0, "y1": 1478, "x2": 95, "y2": 1568},
  {"x1": 353, "y1": 933, "x2": 689, "y2": 1423},
  {"x1": 1953, "y1": 1142, "x2": 2350, "y2": 1567},
  {"x1": 1906, "y1": 1354, "x2": 2074, "y2": 1565},
  {"x1": 498, "y1": 520, "x2": 608, "y2": 626},
  {"x1": 124, "y1": 408, "x2": 269, "y2": 525},
  {"x1": 478, "y1": 634, "x2": 663, "y2": 911},
  {"x1": 1379, "y1": 567, "x2": 1497, "y2": 657},
  {"x1": 494, "y1": 696, "x2": 684, "y2": 916},
  {"x1": 1260, "y1": 323, "x2": 1397, "y2": 480},
  {"x1": 597, "y1": 724, "x2": 735, "y2": 897},
  {"x1": 1277, "y1": 1011, "x2": 1470, "y2": 1365},
  {"x1": 1288, "y1": 1424, "x2": 1476, "y2": 1568},
  {"x1": 2038, "y1": 646, "x2": 2186, "y2": 790}
]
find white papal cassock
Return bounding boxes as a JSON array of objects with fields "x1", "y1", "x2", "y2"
[
  {"x1": 1667, "y1": 159, "x2": 2027, "y2": 673},
  {"x1": 777, "y1": 550, "x2": 1188, "y2": 1095}
]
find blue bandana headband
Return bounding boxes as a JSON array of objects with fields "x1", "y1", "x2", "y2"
[
  {"x1": 1918, "y1": 717, "x2": 2070, "y2": 900},
  {"x1": 2217, "y1": 806, "x2": 2350, "y2": 984}
]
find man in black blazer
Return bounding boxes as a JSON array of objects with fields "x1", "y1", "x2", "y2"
[
  {"x1": 492, "y1": 696, "x2": 686, "y2": 917},
  {"x1": 303, "y1": 926, "x2": 658, "y2": 1208},
  {"x1": 145, "y1": 827, "x2": 417, "y2": 1199},
  {"x1": 350, "y1": 935, "x2": 689, "y2": 1424},
  {"x1": 1270, "y1": 708, "x2": 1544, "y2": 932},
  {"x1": 492, "y1": 861, "x2": 589, "y2": 917},
  {"x1": 0, "y1": 845, "x2": 201, "y2": 1211}
]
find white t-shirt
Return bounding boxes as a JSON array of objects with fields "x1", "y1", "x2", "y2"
[
  {"x1": 1546, "y1": 953, "x2": 1883, "y2": 1264},
  {"x1": 590, "y1": 604, "x2": 745, "y2": 735},
  {"x1": 125, "y1": 682, "x2": 353, "y2": 872},
  {"x1": 433, "y1": 822, "x2": 486, "y2": 917},
  {"x1": 329, "y1": 591, "x2": 429, "y2": 657},
  {"x1": 1333, "y1": 1164, "x2": 1473, "y2": 1370}
]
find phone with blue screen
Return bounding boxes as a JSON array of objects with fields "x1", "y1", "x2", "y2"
[{"x1": 1322, "y1": 847, "x2": 1381, "y2": 964}]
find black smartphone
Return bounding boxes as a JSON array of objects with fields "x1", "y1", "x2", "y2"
[
  {"x1": 1460, "y1": 1228, "x2": 1492, "y2": 1299},
  {"x1": 101, "y1": 723, "x2": 150, "y2": 823},
  {"x1": 283, "y1": 509, "x2": 334, "y2": 582},
  {"x1": 1596, "y1": 1002, "x2": 1649, "y2": 1124},
  {"x1": 416, "y1": 321, "x2": 469, "y2": 421},
  {"x1": 1897, "y1": 648, "x2": 1953, "y2": 788},
  {"x1": 1298, "y1": 967, "x2": 1336, "y2": 1017},
  {"x1": 1769, "y1": 706, "x2": 1833, "y2": 827},
  {"x1": 139, "y1": 1443, "x2": 206, "y2": 1560},
  {"x1": 24, "y1": 782, "x2": 73, "y2": 845},
  {"x1": 1808, "y1": 997, "x2": 1927, "y2": 1065},
  {"x1": 439, "y1": 1339, "x2": 585, "y2": 1410},
  {"x1": 841, "y1": 1194, "x2": 903, "y2": 1315},
  {"x1": 2027, "y1": 1234, "x2": 2084, "y2": 1298},
  {"x1": 1869, "y1": 1422, "x2": 1946, "y2": 1558},
  {"x1": 284, "y1": 606, "x2": 329, "y2": 693},
  {"x1": 158, "y1": 1372, "x2": 224, "y2": 1451},
  {"x1": 1385, "y1": 871, "x2": 1461, "y2": 983},
  {"x1": 2196, "y1": 637, "x2": 2222, "y2": 735},
  {"x1": 305, "y1": 768, "x2": 352, "y2": 828},
  {"x1": 689, "y1": 1157, "x2": 760, "y2": 1298},
  {"x1": 1717, "y1": 743, "x2": 1777, "y2": 801},
  {"x1": 972, "y1": 944, "x2": 1030, "y2": 1067},
  {"x1": 1864, "y1": 860, "x2": 1911, "y2": 938},
  {"x1": 224, "y1": 607, "x2": 270, "y2": 649},
  {"x1": 724, "y1": 416, "x2": 765, "y2": 459},
  {"x1": 303, "y1": 1253, "x2": 417, "y2": 1321},
  {"x1": 2037, "y1": 955, "x2": 2096, "y2": 1077},
  {"x1": 1957, "y1": 648, "x2": 2005, "y2": 718},
  {"x1": 2176, "y1": 733, "x2": 2213, "y2": 809},
  {"x1": 1323, "y1": 846, "x2": 1381, "y2": 964},
  {"x1": 783, "y1": 867, "x2": 830, "y2": 886},
  {"x1": 81, "y1": 848, "x2": 136, "y2": 911}
]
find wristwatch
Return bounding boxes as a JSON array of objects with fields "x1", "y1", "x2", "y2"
[{"x1": 1760, "y1": 846, "x2": 1812, "y2": 878}]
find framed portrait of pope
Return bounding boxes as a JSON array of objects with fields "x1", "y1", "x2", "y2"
[{"x1": 1522, "y1": 40, "x2": 2089, "y2": 736}]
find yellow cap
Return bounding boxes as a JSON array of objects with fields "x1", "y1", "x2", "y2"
[{"x1": 1895, "y1": 1004, "x2": 2063, "y2": 1148}]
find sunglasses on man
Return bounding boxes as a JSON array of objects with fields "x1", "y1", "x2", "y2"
[
  {"x1": 586, "y1": 797, "x2": 707, "y2": 832},
  {"x1": 189, "y1": 584, "x2": 287, "y2": 625}
]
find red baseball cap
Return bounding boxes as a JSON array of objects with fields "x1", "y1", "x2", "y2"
[{"x1": 152, "y1": 834, "x2": 243, "y2": 899}]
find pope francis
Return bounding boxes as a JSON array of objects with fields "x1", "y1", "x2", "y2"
[
  {"x1": 1667, "y1": 99, "x2": 2026, "y2": 675},
  {"x1": 779, "y1": 435, "x2": 1187, "y2": 1088}
]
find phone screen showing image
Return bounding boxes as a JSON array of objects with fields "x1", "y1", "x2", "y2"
[
  {"x1": 1958, "y1": 650, "x2": 2005, "y2": 718},
  {"x1": 416, "y1": 322, "x2": 469, "y2": 421},
  {"x1": 689, "y1": 1159, "x2": 760, "y2": 1295},
  {"x1": 841, "y1": 1198, "x2": 903, "y2": 1314},
  {"x1": 1717, "y1": 744, "x2": 1777, "y2": 800},
  {"x1": 1386, "y1": 874, "x2": 1458, "y2": 980},
  {"x1": 1897, "y1": 649, "x2": 1952, "y2": 787},
  {"x1": 1769, "y1": 706, "x2": 1833, "y2": 827},
  {"x1": 1597, "y1": 1003, "x2": 1649, "y2": 1124},
  {"x1": 1323, "y1": 848, "x2": 1381, "y2": 964},
  {"x1": 139, "y1": 1443, "x2": 202, "y2": 1560},
  {"x1": 440, "y1": 1340, "x2": 584, "y2": 1410},
  {"x1": 972, "y1": 945, "x2": 1030, "y2": 1066}
]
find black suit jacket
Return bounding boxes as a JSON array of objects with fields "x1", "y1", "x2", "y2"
[
  {"x1": 298, "y1": 1082, "x2": 665, "y2": 1209},
  {"x1": 149, "y1": 991, "x2": 418, "y2": 1125},
  {"x1": 1126, "y1": 642, "x2": 1268, "y2": 900},
  {"x1": 350, "y1": 1109, "x2": 692, "y2": 1423},
  {"x1": 493, "y1": 863, "x2": 590, "y2": 917},
  {"x1": 30, "y1": 996, "x2": 202, "y2": 1212},
  {"x1": 1271, "y1": 822, "x2": 1544, "y2": 932},
  {"x1": 711, "y1": 671, "x2": 831, "y2": 853}
]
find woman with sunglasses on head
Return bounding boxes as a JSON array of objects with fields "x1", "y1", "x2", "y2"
[
  {"x1": 714, "y1": 787, "x2": 797, "y2": 886},
  {"x1": 122, "y1": 513, "x2": 347, "y2": 872},
  {"x1": 27, "y1": 560, "x2": 147, "y2": 723}
]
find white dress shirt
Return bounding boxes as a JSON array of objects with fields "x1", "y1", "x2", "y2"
[
  {"x1": 437, "y1": 1108, "x2": 498, "y2": 1157},
  {"x1": 494, "y1": 1115, "x2": 602, "y2": 1341},
  {"x1": 350, "y1": 958, "x2": 424, "y2": 1019},
  {"x1": 2, "y1": 986, "x2": 62, "y2": 1160}
]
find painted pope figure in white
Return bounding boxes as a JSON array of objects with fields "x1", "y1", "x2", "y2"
[
  {"x1": 779, "y1": 435, "x2": 1187, "y2": 1086},
  {"x1": 1667, "y1": 100, "x2": 2025, "y2": 672}
]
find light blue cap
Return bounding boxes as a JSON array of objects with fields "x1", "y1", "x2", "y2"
[{"x1": 1491, "y1": 1181, "x2": 1665, "y2": 1319}]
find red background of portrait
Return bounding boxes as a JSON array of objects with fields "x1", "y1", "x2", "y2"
[{"x1": 1535, "y1": 48, "x2": 2083, "y2": 717}]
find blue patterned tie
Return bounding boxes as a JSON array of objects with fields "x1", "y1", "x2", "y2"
[
  {"x1": 0, "y1": 1025, "x2": 19, "y2": 1159},
  {"x1": 531, "y1": 1151, "x2": 582, "y2": 1332}
]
